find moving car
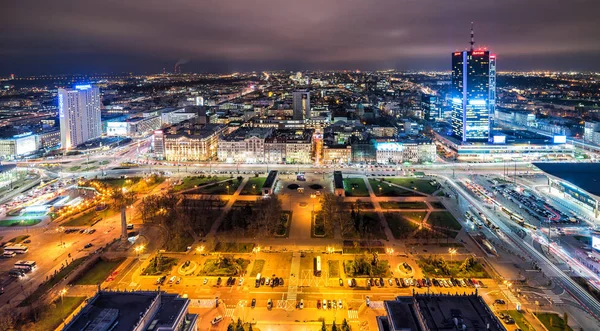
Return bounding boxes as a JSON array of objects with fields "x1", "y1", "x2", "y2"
[
  {"x1": 211, "y1": 316, "x2": 223, "y2": 325},
  {"x1": 251, "y1": 298, "x2": 256, "y2": 308}
]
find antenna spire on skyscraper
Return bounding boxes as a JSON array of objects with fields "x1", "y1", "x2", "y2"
[{"x1": 470, "y1": 22, "x2": 475, "y2": 51}]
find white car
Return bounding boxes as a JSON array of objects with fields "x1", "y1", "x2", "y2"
[
  {"x1": 168, "y1": 276, "x2": 177, "y2": 284},
  {"x1": 366, "y1": 296, "x2": 370, "y2": 307},
  {"x1": 299, "y1": 299, "x2": 304, "y2": 309},
  {"x1": 211, "y1": 316, "x2": 223, "y2": 325},
  {"x1": 239, "y1": 278, "x2": 244, "y2": 286},
  {"x1": 322, "y1": 299, "x2": 327, "y2": 310},
  {"x1": 266, "y1": 277, "x2": 270, "y2": 285},
  {"x1": 338, "y1": 299, "x2": 343, "y2": 309}
]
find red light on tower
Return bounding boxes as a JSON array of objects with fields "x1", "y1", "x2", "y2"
[
  {"x1": 490, "y1": 54, "x2": 496, "y2": 59},
  {"x1": 453, "y1": 52, "x2": 461, "y2": 56}
]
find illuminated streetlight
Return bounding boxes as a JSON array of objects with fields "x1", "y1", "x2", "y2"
[
  {"x1": 448, "y1": 248, "x2": 457, "y2": 261},
  {"x1": 60, "y1": 288, "x2": 67, "y2": 305}
]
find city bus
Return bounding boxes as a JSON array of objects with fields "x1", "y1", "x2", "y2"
[
  {"x1": 314, "y1": 256, "x2": 322, "y2": 276},
  {"x1": 14, "y1": 260, "x2": 37, "y2": 272},
  {"x1": 3, "y1": 244, "x2": 29, "y2": 254}
]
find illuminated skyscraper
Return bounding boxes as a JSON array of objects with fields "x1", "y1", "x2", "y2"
[
  {"x1": 293, "y1": 90, "x2": 310, "y2": 120},
  {"x1": 58, "y1": 84, "x2": 102, "y2": 149},
  {"x1": 421, "y1": 93, "x2": 440, "y2": 121},
  {"x1": 451, "y1": 23, "x2": 495, "y2": 142}
]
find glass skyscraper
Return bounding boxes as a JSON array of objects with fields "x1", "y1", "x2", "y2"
[{"x1": 451, "y1": 50, "x2": 495, "y2": 142}]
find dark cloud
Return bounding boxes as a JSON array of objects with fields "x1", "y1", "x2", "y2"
[{"x1": 1, "y1": 0, "x2": 599, "y2": 74}]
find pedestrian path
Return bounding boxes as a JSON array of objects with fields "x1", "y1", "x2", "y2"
[
  {"x1": 543, "y1": 289, "x2": 564, "y2": 304},
  {"x1": 224, "y1": 308, "x2": 235, "y2": 318},
  {"x1": 287, "y1": 252, "x2": 301, "y2": 303}
]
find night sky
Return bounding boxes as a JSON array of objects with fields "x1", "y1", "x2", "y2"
[{"x1": 1, "y1": 0, "x2": 599, "y2": 75}]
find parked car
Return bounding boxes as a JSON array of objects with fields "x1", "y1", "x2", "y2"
[
  {"x1": 267, "y1": 299, "x2": 273, "y2": 310},
  {"x1": 251, "y1": 298, "x2": 256, "y2": 308},
  {"x1": 299, "y1": 299, "x2": 304, "y2": 309}
]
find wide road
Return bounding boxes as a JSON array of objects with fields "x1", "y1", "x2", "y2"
[{"x1": 440, "y1": 174, "x2": 600, "y2": 320}]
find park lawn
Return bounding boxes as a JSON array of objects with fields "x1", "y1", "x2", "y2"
[
  {"x1": 344, "y1": 178, "x2": 370, "y2": 197},
  {"x1": 385, "y1": 212, "x2": 427, "y2": 239},
  {"x1": 383, "y1": 178, "x2": 439, "y2": 195},
  {"x1": 198, "y1": 258, "x2": 250, "y2": 276},
  {"x1": 142, "y1": 256, "x2": 178, "y2": 275},
  {"x1": 369, "y1": 179, "x2": 421, "y2": 197},
  {"x1": 194, "y1": 180, "x2": 241, "y2": 195},
  {"x1": 172, "y1": 176, "x2": 228, "y2": 192},
  {"x1": 72, "y1": 258, "x2": 124, "y2": 285},
  {"x1": 250, "y1": 260, "x2": 265, "y2": 277},
  {"x1": 379, "y1": 201, "x2": 429, "y2": 209},
  {"x1": 62, "y1": 210, "x2": 98, "y2": 227},
  {"x1": 0, "y1": 218, "x2": 42, "y2": 227},
  {"x1": 164, "y1": 231, "x2": 195, "y2": 252},
  {"x1": 501, "y1": 310, "x2": 534, "y2": 331},
  {"x1": 417, "y1": 258, "x2": 490, "y2": 278},
  {"x1": 430, "y1": 201, "x2": 446, "y2": 209},
  {"x1": 328, "y1": 260, "x2": 340, "y2": 278},
  {"x1": 361, "y1": 212, "x2": 388, "y2": 239},
  {"x1": 214, "y1": 242, "x2": 256, "y2": 253},
  {"x1": 276, "y1": 211, "x2": 292, "y2": 237},
  {"x1": 240, "y1": 177, "x2": 267, "y2": 195},
  {"x1": 428, "y1": 211, "x2": 462, "y2": 231},
  {"x1": 19, "y1": 257, "x2": 87, "y2": 307},
  {"x1": 535, "y1": 313, "x2": 573, "y2": 331},
  {"x1": 343, "y1": 201, "x2": 374, "y2": 210},
  {"x1": 26, "y1": 296, "x2": 86, "y2": 331},
  {"x1": 344, "y1": 259, "x2": 390, "y2": 278}
]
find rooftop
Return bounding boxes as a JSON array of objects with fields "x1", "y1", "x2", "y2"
[
  {"x1": 221, "y1": 127, "x2": 272, "y2": 141},
  {"x1": 533, "y1": 162, "x2": 600, "y2": 197}
]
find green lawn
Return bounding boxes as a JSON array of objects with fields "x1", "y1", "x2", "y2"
[
  {"x1": 385, "y1": 212, "x2": 427, "y2": 239},
  {"x1": 62, "y1": 210, "x2": 99, "y2": 227},
  {"x1": 501, "y1": 310, "x2": 534, "y2": 331},
  {"x1": 26, "y1": 296, "x2": 86, "y2": 331},
  {"x1": 328, "y1": 260, "x2": 340, "y2": 278},
  {"x1": 72, "y1": 258, "x2": 124, "y2": 285},
  {"x1": 249, "y1": 260, "x2": 265, "y2": 277},
  {"x1": 20, "y1": 257, "x2": 87, "y2": 307},
  {"x1": 369, "y1": 179, "x2": 422, "y2": 197},
  {"x1": 193, "y1": 180, "x2": 241, "y2": 195},
  {"x1": 214, "y1": 242, "x2": 256, "y2": 253},
  {"x1": 417, "y1": 257, "x2": 489, "y2": 278},
  {"x1": 0, "y1": 218, "x2": 42, "y2": 227},
  {"x1": 164, "y1": 231, "x2": 195, "y2": 252},
  {"x1": 535, "y1": 313, "x2": 573, "y2": 331},
  {"x1": 382, "y1": 178, "x2": 439, "y2": 195},
  {"x1": 344, "y1": 178, "x2": 370, "y2": 197},
  {"x1": 379, "y1": 201, "x2": 429, "y2": 209},
  {"x1": 343, "y1": 201, "x2": 374, "y2": 210},
  {"x1": 172, "y1": 176, "x2": 228, "y2": 192},
  {"x1": 428, "y1": 211, "x2": 462, "y2": 231},
  {"x1": 240, "y1": 177, "x2": 267, "y2": 195}
]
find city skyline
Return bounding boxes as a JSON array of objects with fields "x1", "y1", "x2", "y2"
[{"x1": 1, "y1": 0, "x2": 600, "y2": 75}]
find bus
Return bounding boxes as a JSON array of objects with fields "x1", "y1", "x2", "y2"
[
  {"x1": 314, "y1": 256, "x2": 322, "y2": 276},
  {"x1": 14, "y1": 260, "x2": 36, "y2": 272},
  {"x1": 3, "y1": 244, "x2": 28, "y2": 254}
]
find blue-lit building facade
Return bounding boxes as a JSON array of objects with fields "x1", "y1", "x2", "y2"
[{"x1": 451, "y1": 50, "x2": 495, "y2": 142}]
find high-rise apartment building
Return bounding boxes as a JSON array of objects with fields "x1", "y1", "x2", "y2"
[
  {"x1": 451, "y1": 24, "x2": 495, "y2": 142},
  {"x1": 292, "y1": 90, "x2": 310, "y2": 120},
  {"x1": 58, "y1": 84, "x2": 102, "y2": 149}
]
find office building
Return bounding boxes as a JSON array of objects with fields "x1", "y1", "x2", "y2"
[
  {"x1": 0, "y1": 132, "x2": 40, "y2": 158},
  {"x1": 63, "y1": 290, "x2": 197, "y2": 331},
  {"x1": 421, "y1": 93, "x2": 440, "y2": 121},
  {"x1": 106, "y1": 116, "x2": 161, "y2": 137},
  {"x1": 293, "y1": 90, "x2": 310, "y2": 120},
  {"x1": 265, "y1": 129, "x2": 314, "y2": 164},
  {"x1": 58, "y1": 84, "x2": 102, "y2": 149},
  {"x1": 451, "y1": 24, "x2": 494, "y2": 142}
]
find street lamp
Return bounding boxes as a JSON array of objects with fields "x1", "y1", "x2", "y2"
[
  {"x1": 196, "y1": 245, "x2": 205, "y2": 254},
  {"x1": 60, "y1": 288, "x2": 67, "y2": 305},
  {"x1": 448, "y1": 248, "x2": 457, "y2": 262}
]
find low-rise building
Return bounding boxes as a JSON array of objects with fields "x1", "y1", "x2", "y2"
[
  {"x1": 265, "y1": 129, "x2": 314, "y2": 164},
  {"x1": 0, "y1": 132, "x2": 40, "y2": 158},
  {"x1": 218, "y1": 127, "x2": 272, "y2": 163},
  {"x1": 323, "y1": 144, "x2": 351, "y2": 164},
  {"x1": 162, "y1": 124, "x2": 226, "y2": 161},
  {"x1": 63, "y1": 290, "x2": 198, "y2": 331},
  {"x1": 375, "y1": 139, "x2": 436, "y2": 164}
]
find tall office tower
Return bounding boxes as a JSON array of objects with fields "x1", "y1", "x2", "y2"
[
  {"x1": 451, "y1": 23, "x2": 493, "y2": 142},
  {"x1": 58, "y1": 84, "x2": 102, "y2": 149},
  {"x1": 489, "y1": 55, "x2": 497, "y2": 130},
  {"x1": 292, "y1": 90, "x2": 310, "y2": 120},
  {"x1": 421, "y1": 94, "x2": 440, "y2": 121}
]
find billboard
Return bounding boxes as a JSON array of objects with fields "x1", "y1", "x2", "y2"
[
  {"x1": 593, "y1": 236, "x2": 600, "y2": 251},
  {"x1": 492, "y1": 135, "x2": 506, "y2": 144},
  {"x1": 553, "y1": 135, "x2": 567, "y2": 144}
]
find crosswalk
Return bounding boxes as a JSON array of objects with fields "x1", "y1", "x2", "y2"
[
  {"x1": 224, "y1": 308, "x2": 235, "y2": 318},
  {"x1": 543, "y1": 290, "x2": 564, "y2": 304},
  {"x1": 347, "y1": 310, "x2": 359, "y2": 320},
  {"x1": 369, "y1": 301, "x2": 384, "y2": 309}
]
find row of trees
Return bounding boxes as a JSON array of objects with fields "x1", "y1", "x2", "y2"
[
  {"x1": 320, "y1": 193, "x2": 380, "y2": 240},
  {"x1": 220, "y1": 196, "x2": 283, "y2": 237}
]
